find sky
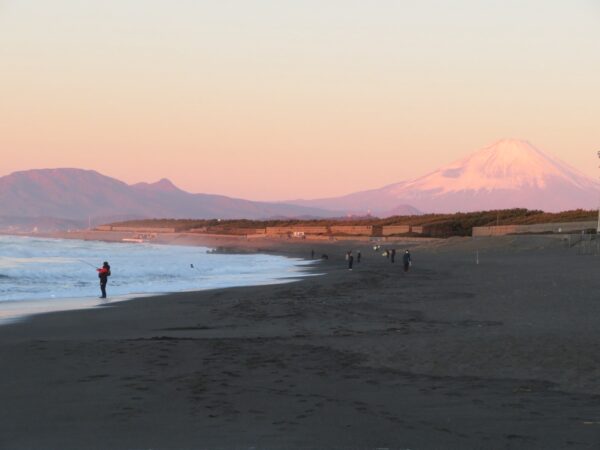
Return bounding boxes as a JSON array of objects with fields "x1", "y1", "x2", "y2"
[{"x1": 1, "y1": 0, "x2": 599, "y2": 201}]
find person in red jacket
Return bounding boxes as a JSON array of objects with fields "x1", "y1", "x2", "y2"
[{"x1": 97, "y1": 261, "x2": 111, "y2": 298}]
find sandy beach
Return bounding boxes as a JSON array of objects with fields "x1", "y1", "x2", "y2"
[{"x1": 1, "y1": 235, "x2": 599, "y2": 449}]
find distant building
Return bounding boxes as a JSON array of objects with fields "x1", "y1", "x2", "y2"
[
  {"x1": 329, "y1": 225, "x2": 382, "y2": 236},
  {"x1": 266, "y1": 226, "x2": 329, "y2": 236},
  {"x1": 381, "y1": 225, "x2": 411, "y2": 236}
]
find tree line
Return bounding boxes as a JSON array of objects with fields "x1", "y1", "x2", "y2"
[{"x1": 106, "y1": 209, "x2": 596, "y2": 237}]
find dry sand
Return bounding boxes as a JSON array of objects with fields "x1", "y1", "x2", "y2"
[{"x1": 1, "y1": 235, "x2": 599, "y2": 449}]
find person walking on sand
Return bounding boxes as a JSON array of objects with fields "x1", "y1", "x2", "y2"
[
  {"x1": 402, "y1": 250, "x2": 411, "y2": 272},
  {"x1": 97, "y1": 261, "x2": 111, "y2": 298},
  {"x1": 390, "y1": 248, "x2": 396, "y2": 263},
  {"x1": 348, "y1": 252, "x2": 354, "y2": 271}
]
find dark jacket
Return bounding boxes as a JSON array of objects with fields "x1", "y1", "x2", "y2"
[{"x1": 97, "y1": 264, "x2": 111, "y2": 282}]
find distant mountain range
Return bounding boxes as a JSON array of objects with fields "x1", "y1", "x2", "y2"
[
  {"x1": 0, "y1": 169, "x2": 338, "y2": 230},
  {"x1": 1, "y1": 139, "x2": 598, "y2": 231},
  {"x1": 290, "y1": 139, "x2": 600, "y2": 214}
]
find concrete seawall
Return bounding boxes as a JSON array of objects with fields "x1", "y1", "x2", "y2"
[{"x1": 472, "y1": 221, "x2": 597, "y2": 237}]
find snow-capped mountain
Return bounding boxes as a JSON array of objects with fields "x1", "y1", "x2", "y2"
[{"x1": 291, "y1": 139, "x2": 600, "y2": 214}]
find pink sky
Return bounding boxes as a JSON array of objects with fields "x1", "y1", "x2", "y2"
[{"x1": 1, "y1": 1, "x2": 599, "y2": 201}]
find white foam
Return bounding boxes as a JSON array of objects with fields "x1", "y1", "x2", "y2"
[{"x1": 0, "y1": 235, "x2": 316, "y2": 323}]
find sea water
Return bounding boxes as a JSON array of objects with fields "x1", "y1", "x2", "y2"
[{"x1": 0, "y1": 235, "x2": 314, "y2": 323}]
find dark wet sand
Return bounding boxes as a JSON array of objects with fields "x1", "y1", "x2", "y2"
[{"x1": 1, "y1": 235, "x2": 599, "y2": 449}]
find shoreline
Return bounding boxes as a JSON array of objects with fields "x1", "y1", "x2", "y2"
[
  {"x1": 1, "y1": 234, "x2": 599, "y2": 448},
  {"x1": 0, "y1": 234, "x2": 321, "y2": 325},
  {"x1": 0, "y1": 292, "x2": 152, "y2": 326},
  {"x1": 3, "y1": 228, "x2": 440, "y2": 253}
]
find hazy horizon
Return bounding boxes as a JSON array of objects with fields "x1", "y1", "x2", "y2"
[{"x1": 2, "y1": 1, "x2": 599, "y2": 201}]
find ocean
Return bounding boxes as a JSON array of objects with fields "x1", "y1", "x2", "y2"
[{"x1": 0, "y1": 235, "x2": 313, "y2": 323}]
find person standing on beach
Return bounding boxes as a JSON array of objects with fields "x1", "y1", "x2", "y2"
[
  {"x1": 402, "y1": 250, "x2": 411, "y2": 272},
  {"x1": 348, "y1": 252, "x2": 354, "y2": 270},
  {"x1": 391, "y1": 248, "x2": 396, "y2": 263},
  {"x1": 97, "y1": 261, "x2": 111, "y2": 298},
  {"x1": 357, "y1": 250, "x2": 361, "y2": 263}
]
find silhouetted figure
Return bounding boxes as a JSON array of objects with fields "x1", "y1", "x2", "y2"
[
  {"x1": 403, "y1": 250, "x2": 411, "y2": 272},
  {"x1": 391, "y1": 248, "x2": 396, "y2": 263},
  {"x1": 97, "y1": 261, "x2": 111, "y2": 298},
  {"x1": 348, "y1": 253, "x2": 354, "y2": 270},
  {"x1": 357, "y1": 250, "x2": 361, "y2": 263}
]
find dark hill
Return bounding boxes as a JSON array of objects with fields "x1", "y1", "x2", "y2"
[{"x1": 0, "y1": 168, "x2": 338, "y2": 230}]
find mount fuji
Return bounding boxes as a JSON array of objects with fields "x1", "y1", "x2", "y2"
[{"x1": 291, "y1": 139, "x2": 600, "y2": 215}]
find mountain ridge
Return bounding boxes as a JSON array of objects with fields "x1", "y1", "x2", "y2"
[
  {"x1": 290, "y1": 139, "x2": 599, "y2": 214},
  {"x1": 0, "y1": 168, "x2": 339, "y2": 229},
  {"x1": 2, "y1": 139, "x2": 597, "y2": 230}
]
